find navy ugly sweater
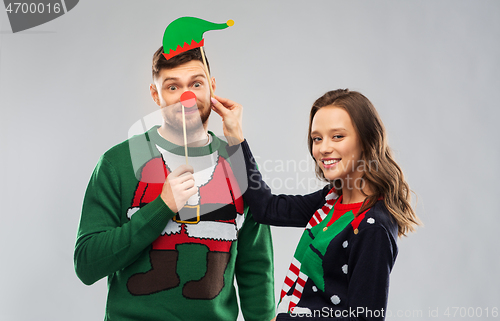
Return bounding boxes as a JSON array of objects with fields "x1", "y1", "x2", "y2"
[{"x1": 227, "y1": 140, "x2": 399, "y2": 321}]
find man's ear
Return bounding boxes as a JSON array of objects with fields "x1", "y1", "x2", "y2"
[
  {"x1": 211, "y1": 77, "x2": 216, "y2": 93},
  {"x1": 150, "y1": 84, "x2": 160, "y2": 106}
]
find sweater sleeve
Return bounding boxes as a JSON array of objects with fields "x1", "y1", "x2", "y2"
[
  {"x1": 235, "y1": 206, "x2": 276, "y2": 321},
  {"x1": 74, "y1": 155, "x2": 176, "y2": 285},
  {"x1": 226, "y1": 140, "x2": 331, "y2": 227},
  {"x1": 345, "y1": 225, "x2": 397, "y2": 321}
]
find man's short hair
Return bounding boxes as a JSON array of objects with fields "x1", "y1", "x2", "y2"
[{"x1": 152, "y1": 46, "x2": 210, "y2": 80}]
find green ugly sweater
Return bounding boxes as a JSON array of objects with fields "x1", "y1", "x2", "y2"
[{"x1": 74, "y1": 126, "x2": 275, "y2": 321}]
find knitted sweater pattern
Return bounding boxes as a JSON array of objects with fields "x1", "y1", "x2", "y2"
[
  {"x1": 230, "y1": 140, "x2": 399, "y2": 321},
  {"x1": 74, "y1": 127, "x2": 275, "y2": 321}
]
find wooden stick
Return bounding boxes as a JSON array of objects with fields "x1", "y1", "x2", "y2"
[
  {"x1": 181, "y1": 104, "x2": 189, "y2": 164},
  {"x1": 200, "y1": 47, "x2": 214, "y2": 97},
  {"x1": 180, "y1": 46, "x2": 210, "y2": 165}
]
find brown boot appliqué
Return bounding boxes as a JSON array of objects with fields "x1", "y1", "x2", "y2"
[
  {"x1": 127, "y1": 250, "x2": 180, "y2": 296},
  {"x1": 182, "y1": 251, "x2": 230, "y2": 300}
]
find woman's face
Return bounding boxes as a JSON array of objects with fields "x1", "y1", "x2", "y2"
[{"x1": 310, "y1": 105, "x2": 364, "y2": 186}]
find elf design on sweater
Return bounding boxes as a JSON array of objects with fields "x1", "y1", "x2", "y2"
[
  {"x1": 126, "y1": 142, "x2": 245, "y2": 299},
  {"x1": 277, "y1": 191, "x2": 373, "y2": 315},
  {"x1": 231, "y1": 140, "x2": 399, "y2": 320}
]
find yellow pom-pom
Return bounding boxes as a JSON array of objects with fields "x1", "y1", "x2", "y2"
[{"x1": 227, "y1": 20, "x2": 234, "y2": 27}]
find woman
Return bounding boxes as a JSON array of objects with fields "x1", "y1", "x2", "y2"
[{"x1": 211, "y1": 89, "x2": 421, "y2": 320}]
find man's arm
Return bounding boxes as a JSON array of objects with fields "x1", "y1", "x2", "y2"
[
  {"x1": 235, "y1": 206, "x2": 275, "y2": 321},
  {"x1": 74, "y1": 155, "x2": 195, "y2": 285}
]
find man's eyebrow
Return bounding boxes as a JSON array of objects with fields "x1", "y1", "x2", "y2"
[
  {"x1": 191, "y1": 73, "x2": 206, "y2": 79},
  {"x1": 162, "y1": 74, "x2": 206, "y2": 84},
  {"x1": 162, "y1": 77, "x2": 178, "y2": 84}
]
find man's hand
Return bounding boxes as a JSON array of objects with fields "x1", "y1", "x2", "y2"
[
  {"x1": 161, "y1": 164, "x2": 198, "y2": 213},
  {"x1": 211, "y1": 95, "x2": 244, "y2": 146}
]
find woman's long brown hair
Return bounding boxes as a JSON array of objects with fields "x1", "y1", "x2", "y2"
[{"x1": 308, "y1": 89, "x2": 421, "y2": 236}]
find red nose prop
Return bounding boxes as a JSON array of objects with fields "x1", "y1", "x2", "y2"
[{"x1": 180, "y1": 91, "x2": 196, "y2": 108}]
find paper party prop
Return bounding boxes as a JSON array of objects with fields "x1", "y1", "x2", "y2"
[
  {"x1": 180, "y1": 90, "x2": 197, "y2": 108},
  {"x1": 162, "y1": 17, "x2": 234, "y2": 60},
  {"x1": 162, "y1": 17, "x2": 234, "y2": 98},
  {"x1": 161, "y1": 17, "x2": 234, "y2": 164},
  {"x1": 180, "y1": 90, "x2": 197, "y2": 164}
]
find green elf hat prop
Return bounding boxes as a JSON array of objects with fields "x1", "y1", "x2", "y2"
[{"x1": 162, "y1": 17, "x2": 234, "y2": 60}]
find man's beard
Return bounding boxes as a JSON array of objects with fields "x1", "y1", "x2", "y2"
[{"x1": 162, "y1": 102, "x2": 211, "y2": 133}]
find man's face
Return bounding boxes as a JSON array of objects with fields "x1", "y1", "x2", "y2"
[{"x1": 151, "y1": 60, "x2": 215, "y2": 132}]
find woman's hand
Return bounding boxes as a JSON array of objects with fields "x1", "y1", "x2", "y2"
[{"x1": 211, "y1": 95, "x2": 244, "y2": 146}]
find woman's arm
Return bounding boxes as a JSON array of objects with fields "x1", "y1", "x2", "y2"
[
  {"x1": 227, "y1": 140, "x2": 331, "y2": 227},
  {"x1": 346, "y1": 225, "x2": 397, "y2": 320},
  {"x1": 211, "y1": 95, "x2": 332, "y2": 227}
]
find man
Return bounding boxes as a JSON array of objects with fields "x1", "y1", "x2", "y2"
[{"x1": 74, "y1": 47, "x2": 275, "y2": 321}]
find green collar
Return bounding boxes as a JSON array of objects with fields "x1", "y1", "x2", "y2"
[{"x1": 147, "y1": 125, "x2": 221, "y2": 157}]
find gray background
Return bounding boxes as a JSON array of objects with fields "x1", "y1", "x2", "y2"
[{"x1": 1, "y1": 0, "x2": 499, "y2": 320}]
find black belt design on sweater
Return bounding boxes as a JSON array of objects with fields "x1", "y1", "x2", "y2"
[{"x1": 174, "y1": 203, "x2": 238, "y2": 224}]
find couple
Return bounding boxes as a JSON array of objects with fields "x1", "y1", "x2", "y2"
[{"x1": 74, "y1": 46, "x2": 420, "y2": 321}]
